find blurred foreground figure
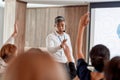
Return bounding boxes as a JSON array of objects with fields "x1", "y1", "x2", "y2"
[
  {"x1": 0, "y1": 22, "x2": 18, "y2": 74},
  {"x1": 4, "y1": 48, "x2": 69, "y2": 80},
  {"x1": 104, "y1": 56, "x2": 120, "y2": 80}
]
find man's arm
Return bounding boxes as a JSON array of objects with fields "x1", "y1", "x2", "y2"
[
  {"x1": 63, "y1": 43, "x2": 74, "y2": 62},
  {"x1": 63, "y1": 43, "x2": 77, "y2": 79},
  {"x1": 46, "y1": 36, "x2": 61, "y2": 53},
  {"x1": 46, "y1": 36, "x2": 67, "y2": 53}
]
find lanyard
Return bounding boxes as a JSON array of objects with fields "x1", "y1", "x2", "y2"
[
  {"x1": 57, "y1": 35, "x2": 65, "y2": 42},
  {"x1": 54, "y1": 32, "x2": 66, "y2": 42},
  {"x1": 54, "y1": 32, "x2": 66, "y2": 56}
]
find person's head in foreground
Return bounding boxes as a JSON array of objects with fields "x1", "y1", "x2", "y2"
[
  {"x1": 4, "y1": 48, "x2": 69, "y2": 80},
  {"x1": 104, "y1": 56, "x2": 120, "y2": 80},
  {"x1": 90, "y1": 44, "x2": 110, "y2": 72},
  {"x1": 0, "y1": 43, "x2": 17, "y2": 63}
]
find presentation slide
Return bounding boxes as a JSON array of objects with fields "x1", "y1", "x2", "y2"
[{"x1": 90, "y1": 7, "x2": 120, "y2": 58}]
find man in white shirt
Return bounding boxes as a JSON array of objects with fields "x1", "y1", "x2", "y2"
[
  {"x1": 46, "y1": 16, "x2": 76, "y2": 79},
  {"x1": 46, "y1": 16, "x2": 74, "y2": 63}
]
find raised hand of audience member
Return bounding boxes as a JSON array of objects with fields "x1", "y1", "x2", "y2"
[{"x1": 11, "y1": 22, "x2": 18, "y2": 37}]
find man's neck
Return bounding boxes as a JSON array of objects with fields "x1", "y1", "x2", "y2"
[{"x1": 56, "y1": 31, "x2": 64, "y2": 35}]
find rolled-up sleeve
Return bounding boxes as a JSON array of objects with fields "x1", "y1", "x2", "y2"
[
  {"x1": 77, "y1": 59, "x2": 91, "y2": 80},
  {"x1": 69, "y1": 62, "x2": 77, "y2": 79}
]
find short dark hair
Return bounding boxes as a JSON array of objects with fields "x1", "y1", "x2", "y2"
[
  {"x1": 55, "y1": 16, "x2": 65, "y2": 24},
  {"x1": 104, "y1": 56, "x2": 120, "y2": 80},
  {"x1": 90, "y1": 44, "x2": 110, "y2": 72},
  {"x1": 0, "y1": 43, "x2": 17, "y2": 63}
]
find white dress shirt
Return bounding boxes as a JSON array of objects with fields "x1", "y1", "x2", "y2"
[{"x1": 46, "y1": 31, "x2": 74, "y2": 63}]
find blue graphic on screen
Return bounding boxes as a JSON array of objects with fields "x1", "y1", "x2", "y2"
[{"x1": 117, "y1": 24, "x2": 120, "y2": 39}]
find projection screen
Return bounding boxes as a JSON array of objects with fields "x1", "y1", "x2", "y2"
[{"x1": 88, "y1": 2, "x2": 120, "y2": 62}]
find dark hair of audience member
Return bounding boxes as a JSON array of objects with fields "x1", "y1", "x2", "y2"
[
  {"x1": 104, "y1": 56, "x2": 120, "y2": 80},
  {"x1": 90, "y1": 44, "x2": 110, "y2": 72}
]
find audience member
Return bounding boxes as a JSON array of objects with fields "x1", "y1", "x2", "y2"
[
  {"x1": 4, "y1": 48, "x2": 69, "y2": 80},
  {"x1": 0, "y1": 22, "x2": 18, "y2": 73},
  {"x1": 63, "y1": 13, "x2": 110, "y2": 80},
  {"x1": 104, "y1": 56, "x2": 120, "y2": 80}
]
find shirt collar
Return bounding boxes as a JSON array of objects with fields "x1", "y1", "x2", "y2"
[{"x1": 54, "y1": 31, "x2": 65, "y2": 36}]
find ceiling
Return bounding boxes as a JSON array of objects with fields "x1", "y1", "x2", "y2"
[
  {"x1": 1, "y1": 0, "x2": 120, "y2": 7},
  {"x1": 20, "y1": 0, "x2": 120, "y2": 6}
]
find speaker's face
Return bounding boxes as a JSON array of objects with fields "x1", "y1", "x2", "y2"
[{"x1": 55, "y1": 21, "x2": 65, "y2": 33}]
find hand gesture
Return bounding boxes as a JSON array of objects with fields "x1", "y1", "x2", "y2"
[{"x1": 60, "y1": 39, "x2": 67, "y2": 48}]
